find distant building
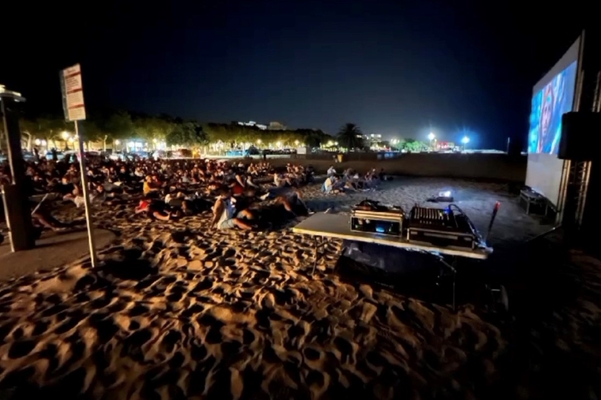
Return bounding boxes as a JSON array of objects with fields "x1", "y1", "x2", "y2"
[
  {"x1": 237, "y1": 121, "x2": 267, "y2": 130},
  {"x1": 268, "y1": 121, "x2": 287, "y2": 131},
  {"x1": 357, "y1": 134, "x2": 382, "y2": 145}
]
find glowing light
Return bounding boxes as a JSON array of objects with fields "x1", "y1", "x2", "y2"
[
  {"x1": 276, "y1": 141, "x2": 282, "y2": 147},
  {"x1": 428, "y1": 132, "x2": 435, "y2": 141},
  {"x1": 461, "y1": 136, "x2": 470, "y2": 144},
  {"x1": 61, "y1": 131, "x2": 70, "y2": 140},
  {"x1": 41, "y1": 140, "x2": 47, "y2": 146},
  {"x1": 294, "y1": 140, "x2": 299, "y2": 145},
  {"x1": 34, "y1": 139, "x2": 41, "y2": 145},
  {"x1": 257, "y1": 139, "x2": 262, "y2": 144},
  {"x1": 115, "y1": 139, "x2": 121, "y2": 145}
]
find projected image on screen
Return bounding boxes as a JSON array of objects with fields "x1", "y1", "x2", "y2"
[{"x1": 528, "y1": 61, "x2": 578, "y2": 155}]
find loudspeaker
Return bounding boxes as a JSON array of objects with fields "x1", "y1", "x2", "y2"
[{"x1": 558, "y1": 112, "x2": 601, "y2": 160}]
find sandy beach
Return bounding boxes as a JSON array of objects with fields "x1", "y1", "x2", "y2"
[{"x1": 1, "y1": 177, "x2": 600, "y2": 399}]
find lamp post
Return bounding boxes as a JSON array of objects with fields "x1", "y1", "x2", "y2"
[{"x1": 461, "y1": 136, "x2": 469, "y2": 151}]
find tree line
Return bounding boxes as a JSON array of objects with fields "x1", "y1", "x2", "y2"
[
  {"x1": 5, "y1": 110, "x2": 430, "y2": 153},
  {"x1": 9, "y1": 111, "x2": 333, "y2": 151}
]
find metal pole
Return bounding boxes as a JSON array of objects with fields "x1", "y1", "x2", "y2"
[{"x1": 74, "y1": 121, "x2": 98, "y2": 267}]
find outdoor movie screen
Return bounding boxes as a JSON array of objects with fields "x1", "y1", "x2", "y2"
[
  {"x1": 528, "y1": 61, "x2": 578, "y2": 155},
  {"x1": 525, "y1": 36, "x2": 580, "y2": 208}
]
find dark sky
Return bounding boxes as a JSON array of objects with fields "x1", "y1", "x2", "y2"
[{"x1": 1, "y1": 0, "x2": 584, "y2": 149}]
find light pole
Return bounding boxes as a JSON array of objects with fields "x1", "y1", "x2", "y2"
[{"x1": 461, "y1": 136, "x2": 469, "y2": 151}]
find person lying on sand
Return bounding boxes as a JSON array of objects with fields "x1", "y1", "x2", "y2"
[
  {"x1": 30, "y1": 200, "x2": 69, "y2": 232},
  {"x1": 135, "y1": 198, "x2": 172, "y2": 221},
  {"x1": 258, "y1": 189, "x2": 309, "y2": 228},
  {"x1": 90, "y1": 183, "x2": 123, "y2": 205},
  {"x1": 210, "y1": 186, "x2": 255, "y2": 230},
  {"x1": 274, "y1": 187, "x2": 308, "y2": 218},
  {"x1": 180, "y1": 198, "x2": 212, "y2": 216}
]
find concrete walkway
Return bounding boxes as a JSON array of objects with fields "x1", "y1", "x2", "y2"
[{"x1": 0, "y1": 229, "x2": 116, "y2": 281}]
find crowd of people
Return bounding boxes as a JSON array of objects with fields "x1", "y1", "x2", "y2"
[
  {"x1": 0, "y1": 154, "x2": 391, "y2": 237},
  {"x1": 0, "y1": 155, "x2": 316, "y2": 235}
]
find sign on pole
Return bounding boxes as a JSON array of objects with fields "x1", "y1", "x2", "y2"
[
  {"x1": 60, "y1": 64, "x2": 98, "y2": 267},
  {"x1": 60, "y1": 64, "x2": 86, "y2": 122}
]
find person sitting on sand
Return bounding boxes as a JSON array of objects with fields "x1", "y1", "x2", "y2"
[
  {"x1": 211, "y1": 186, "x2": 254, "y2": 230},
  {"x1": 274, "y1": 172, "x2": 291, "y2": 188},
  {"x1": 322, "y1": 175, "x2": 344, "y2": 194},
  {"x1": 143, "y1": 175, "x2": 160, "y2": 198}
]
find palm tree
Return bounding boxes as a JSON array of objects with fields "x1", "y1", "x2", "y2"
[{"x1": 337, "y1": 123, "x2": 364, "y2": 151}]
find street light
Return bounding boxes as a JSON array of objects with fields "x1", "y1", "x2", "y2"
[
  {"x1": 428, "y1": 132, "x2": 435, "y2": 141},
  {"x1": 294, "y1": 140, "x2": 299, "y2": 146},
  {"x1": 257, "y1": 139, "x2": 262, "y2": 144},
  {"x1": 61, "y1": 131, "x2": 70, "y2": 140},
  {"x1": 115, "y1": 139, "x2": 121, "y2": 145}
]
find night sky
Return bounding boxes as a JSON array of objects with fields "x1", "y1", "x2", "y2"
[{"x1": 1, "y1": 0, "x2": 584, "y2": 149}]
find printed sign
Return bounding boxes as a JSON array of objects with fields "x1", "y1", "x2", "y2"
[{"x1": 60, "y1": 64, "x2": 86, "y2": 121}]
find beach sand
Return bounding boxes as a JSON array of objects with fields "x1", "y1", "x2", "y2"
[{"x1": 1, "y1": 177, "x2": 599, "y2": 399}]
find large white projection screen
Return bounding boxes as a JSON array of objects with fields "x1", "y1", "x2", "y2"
[{"x1": 525, "y1": 37, "x2": 581, "y2": 207}]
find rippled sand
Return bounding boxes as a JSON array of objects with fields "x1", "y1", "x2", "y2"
[{"x1": 1, "y1": 178, "x2": 599, "y2": 399}]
